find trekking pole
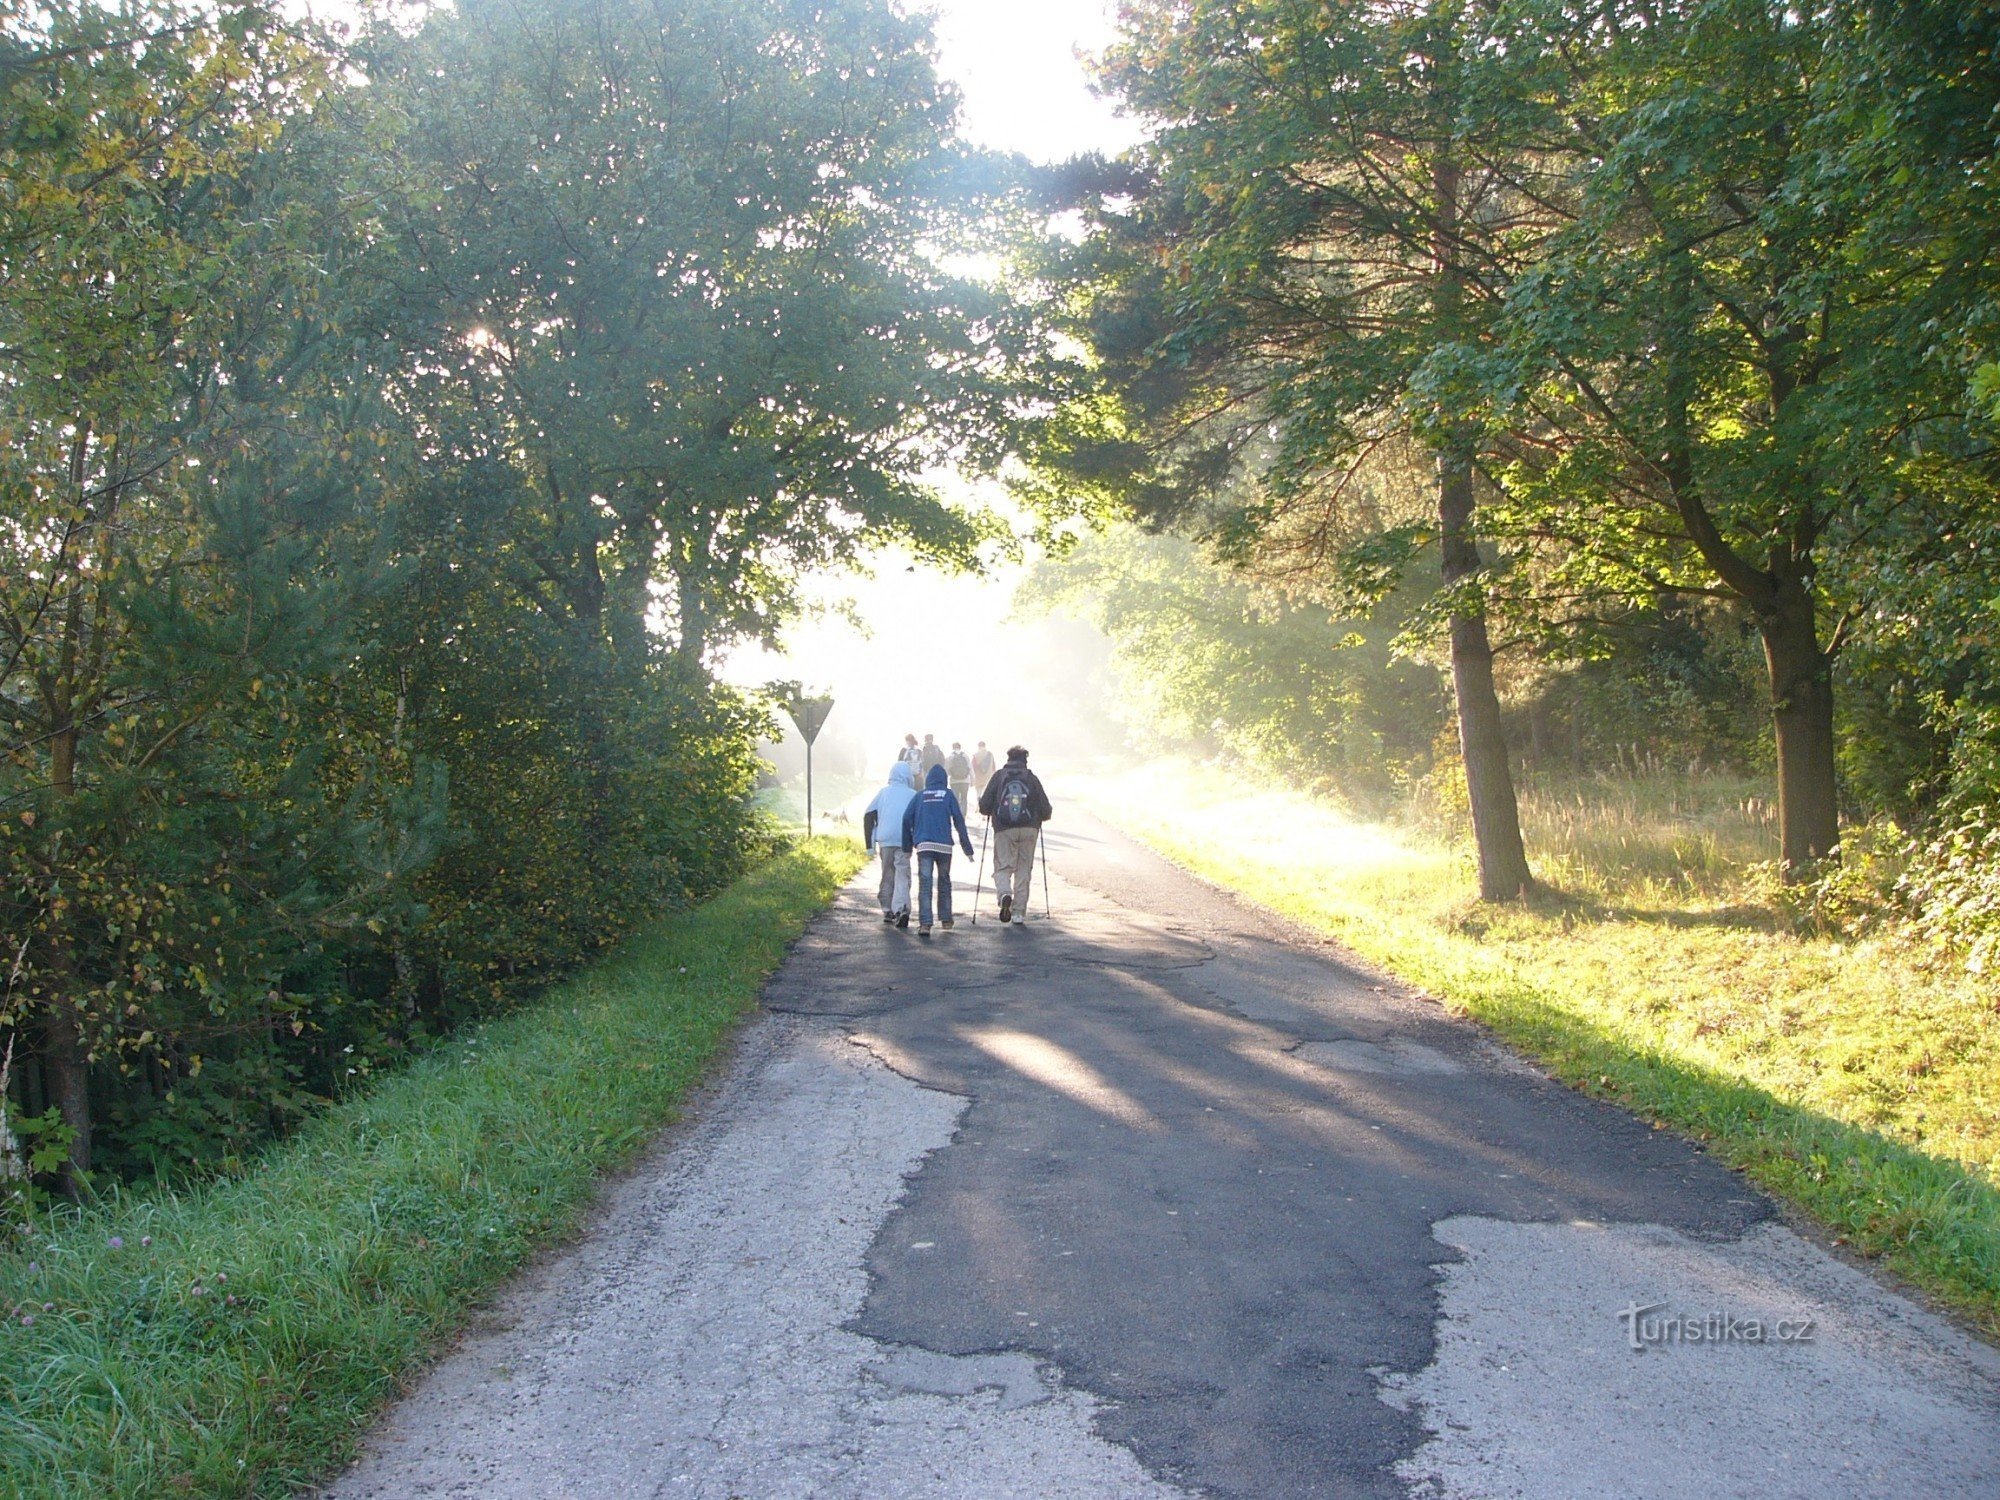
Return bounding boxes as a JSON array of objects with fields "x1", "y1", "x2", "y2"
[
  {"x1": 1039, "y1": 828, "x2": 1052, "y2": 920},
  {"x1": 970, "y1": 816, "x2": 990, "y2": 926}
]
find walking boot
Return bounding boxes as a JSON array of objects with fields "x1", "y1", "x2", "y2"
[{"x1": 998, "y1": 895, "x2": 1012, "y2": 924}]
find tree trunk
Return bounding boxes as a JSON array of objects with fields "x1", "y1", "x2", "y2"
[
  {"x1": 1759, "y1": 579, "x2": 1839, "y2": 872},
  {"x1": 1431, "y1": 145, "x2": 1531, "y2": 900},
  {"x1": 42, "y1": 716, "x2": 93, "y2": 1187},
  {"x1": 40, "y1": 1003, "x2": 91, "y2": 1188},
  {"x1": 674, "y1": 574, "x2": 709, "y2": 673},
  {"x1": 1440, "y1": 448, "x2": 1533, "y2": 900}
]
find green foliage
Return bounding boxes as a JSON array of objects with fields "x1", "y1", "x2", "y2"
[
  {"x1": 1023, "y1": 523, "x2": 1773, "y2": 817},
  {"x1": 1901, "y1": 807, "x2": 2000, "y2": 980},
  {"x1": 358, "y1": 0, "x2": 1021, "y2": 668},
  {"x1": 1539, "y1": 606, "x2": 1770, "y2": 778},
  {"x1": 1048, "y1": 0, "x2": 2000, "y2": 878},
  {"x1": 0, "y1": 0, "x2": 416, "y2": 1183},
  {"x1": 0, "y1": 840, "x2": 863, "y2": 1499},
  {"x1": 1, "y1": 0, "x2": 1012, "y2": 1186}
]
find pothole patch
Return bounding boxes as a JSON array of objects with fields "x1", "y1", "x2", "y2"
[{"x1": 867, "y1": 1347, "x2": 1051, "y2": 1412}]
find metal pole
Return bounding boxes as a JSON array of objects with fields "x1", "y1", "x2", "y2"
[
  {"x1": 970, "y1": 817, "x2": 990, "y2": 925},
  {"x1": 805, "y1": 740, "x2": 813, "y2": 837},
  {"x1": 1039, "y1": 828, "x2": 1052, "y2": 919}
]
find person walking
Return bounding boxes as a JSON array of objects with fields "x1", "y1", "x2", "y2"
[
  {"x1": 977, "y1": 745, "x2": 1052, "y2": 925},
  {"x1": 970, "y1": 740, "x2": 996, "y2": 792},
  {"x1": 917, "y1": 733, "x2": 945, "y2": 783},
  {"x1": 901, "y1": 764, "x2": 975, "y2": 936},
  {"x1": 897, "y1": 733, "x2": 923, "y2": 775},
  {"x1": 862, "y1": 762, "x2": 920, "y2": 929},
  {"x1": 946, "y1": 741, "x2": 972, "y2": 809}
]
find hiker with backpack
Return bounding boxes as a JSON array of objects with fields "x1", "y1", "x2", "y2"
[
  {"x1": 917, "y1": 733, "x2": 946, "y2": 782},
  {"x1": 970, "y1": 740, "x2": 996, "y2": 791},
  {"x1": 946, "y1": 742, "x2": 972, "y2": 808},
  {"x1": 900, "y1": 764, "x2": 975, "y2": 936},
  {"x1": 977, "y1": 745, "x2": 1053, "y2": 924},
  {"x1": 862, "y1": 761, "x2": 920, "y2": 929}
]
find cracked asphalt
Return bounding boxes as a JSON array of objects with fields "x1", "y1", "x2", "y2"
[{"x1": 325, "y1": 812, "x2": 2000, "y2": 1499}]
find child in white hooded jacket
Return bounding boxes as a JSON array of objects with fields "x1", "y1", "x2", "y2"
[{"x1": 863, "y1": 762, "x2": 920, "y2": 928}]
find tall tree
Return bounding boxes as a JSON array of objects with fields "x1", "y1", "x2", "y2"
[
  {"x1": 1479, "y1": 0, "x2": 1999, "y2": 870},
  {"x1": 1046, "y1": 0, "x2": 1540, "y2": 896},
  {"x1": 361, "y1": 0, "x2": 1020, "y2": 674}
]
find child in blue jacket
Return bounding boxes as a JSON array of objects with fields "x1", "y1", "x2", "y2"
[{"x1": 900, "y1": 764, "x2": 975, "y2": 935}]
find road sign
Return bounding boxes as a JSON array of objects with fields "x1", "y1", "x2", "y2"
[{"x1": 776, "y1": 686, "x2": 835, "y2": 833}]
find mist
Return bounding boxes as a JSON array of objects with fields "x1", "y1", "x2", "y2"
[{"x1": 720, "y1": 548, "x2": 1131, "y2": 820}]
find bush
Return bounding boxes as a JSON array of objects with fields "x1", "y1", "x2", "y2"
[{"x1": 1900, "y1": 809, "x2": 2000, "y2": 980}]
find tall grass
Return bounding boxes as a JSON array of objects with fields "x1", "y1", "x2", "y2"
[
  {"x1": 0, "y1": 838, "x2": 864, "y2": 1499},
  {"x1": 1514, "y1": 771, "x2": 1778, "y2": 900},
  {"x1": 1083, "y1": 764, "x2": 2000, "y2": 1339}
]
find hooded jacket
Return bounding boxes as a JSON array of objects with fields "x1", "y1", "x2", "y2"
[
  {"x1": 902, "y1": 764, "x2": 974, "y2": 857},
  {"x1": 863, "y1": 762, "x2": 919, "y2": 850},
  {"x1": 978, "y1": 754, "x2": 1053, "y2": 831}
]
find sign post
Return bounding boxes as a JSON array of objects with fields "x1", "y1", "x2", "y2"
[{"x1": 776, "y1": 685, "x2": 835, "y2": 836}]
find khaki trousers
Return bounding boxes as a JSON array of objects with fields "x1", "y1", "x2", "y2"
[{"x1": 992, "y1": 825, "x2": 1039, "y2": 910}]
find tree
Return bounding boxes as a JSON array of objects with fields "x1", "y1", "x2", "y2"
[
  {"x1": 361, "y1": 0, "x2": 1021, "y2": 674},
  {"x1": 1045, "y1": 0, "x2": 1541, "y2": 896},
  {"x1": 1479, "y1": 0, "x2": 2000, "y2": 870},
  {"x1": 0, "y1": 2, "x2": 426, "y2": 1179}
]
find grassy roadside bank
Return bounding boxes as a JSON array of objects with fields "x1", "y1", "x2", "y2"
[
  {"x1": 1080, "y1": 765, "x2": 2000, "y2": 1340},
  {"x1": 0, "y1": 837, "x2": 864, "y2": 1500}
]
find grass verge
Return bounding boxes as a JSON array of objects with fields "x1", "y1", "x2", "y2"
[
  {"x1": 0, "y1": 837, "x2": 864, "y2": 1499},
  {"x1": 1080, "y1": 765, "x2": 2000, "y2": 1340}
]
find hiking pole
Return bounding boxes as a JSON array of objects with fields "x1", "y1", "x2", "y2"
[
  {"x1": 970, "y1": 816, "x2": 990, "y2": 926},
  {"x1": 1039, "y1": 828, "x2": 1052, "y2": 921}
]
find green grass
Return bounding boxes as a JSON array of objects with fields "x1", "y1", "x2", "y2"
[
  {"x1": 0, "y1": 837, "x2": 864, "y2": 1499},
  {"x1": 1082, "y1": 764, "x2": 2000, "y2": 1340}
]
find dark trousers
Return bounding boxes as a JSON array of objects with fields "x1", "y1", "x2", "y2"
[{"x1": 916, "y1": 850, "x2": 955, "y2": 925}]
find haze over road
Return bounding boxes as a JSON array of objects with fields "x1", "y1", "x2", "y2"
[{"x1": 328, "y1": 813, "x2": 2000, "y2": 1499}]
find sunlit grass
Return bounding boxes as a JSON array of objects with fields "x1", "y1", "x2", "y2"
[
  {"x1": 1512, "y1": 770, "x2": 1779, "y2": 901},
  {"x1": 1082, "y1": 763, "x2": 2000, "y2": 1337},
  {"x1": 0, "y1": 839, "x2": 865, "y2": 1500}
]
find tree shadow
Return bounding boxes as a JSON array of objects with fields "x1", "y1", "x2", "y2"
[{"x1": 1509, "y1": 880, "x2": 1787, "y2": 935}]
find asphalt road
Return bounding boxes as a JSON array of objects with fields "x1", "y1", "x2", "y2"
[{"x1": 326, "y1": 811, "x2": 2000, "y2": 1499}]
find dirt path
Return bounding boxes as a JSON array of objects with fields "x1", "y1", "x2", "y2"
[{"x1": 325, "y1": 813, "x2": 2000, "y2": 1499}]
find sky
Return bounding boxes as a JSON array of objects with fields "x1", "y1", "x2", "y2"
[
  {"x1": 721, "y1": 0, "x2": 1150, "y2": 804},
  {"x1": 924, "y1": 0, "x2": 1144, "y2": 165}
]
